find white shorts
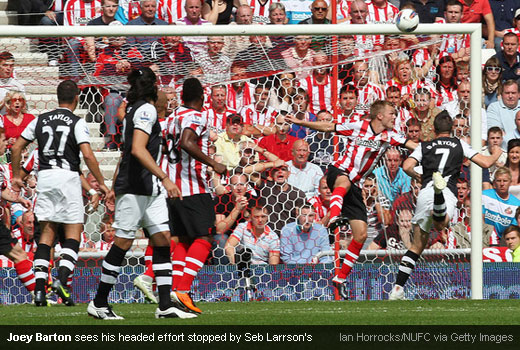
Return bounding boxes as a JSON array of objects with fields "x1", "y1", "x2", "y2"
[
  {"x1": 412, "y1": 186, "x2": 457, "y2": 233},
  {"x1": 35, "y1": 169, "x2": 83, "y2": 224},
  {"x1": 112, "y1": 193, "x2": 169, "y2": 239}
]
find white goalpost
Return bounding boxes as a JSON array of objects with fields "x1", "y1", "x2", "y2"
[{"x1": 0, "y1": 23, "x2": 485, "y2": 302}]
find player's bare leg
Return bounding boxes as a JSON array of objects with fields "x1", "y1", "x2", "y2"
[{"x1": 332, "y1": 219, "x2": 367, "y2": 299}]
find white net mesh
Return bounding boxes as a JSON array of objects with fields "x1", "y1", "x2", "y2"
[{"x1": 0, "y1": 23, "x2": 500, "y2": 304}]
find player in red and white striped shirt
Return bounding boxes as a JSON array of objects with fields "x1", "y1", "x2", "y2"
[
  {"x1": 299, "y1": 52, "x2": 342, "y2": 115},
  {"x1": 287, "y1": 100, "x2": 418, "y2": 299},
  {"x1": 239, "y1": 83, "x2": 279, "y2": 136},
  {"x1": 158, "y1": 0, "x2": 186, "y2": 23},
  {"x1": 166, "y1": 78, "x2": 227, "y2": 315},
  {"x1": 204, "y1": 85, "x2": 237, "y2": 133}
]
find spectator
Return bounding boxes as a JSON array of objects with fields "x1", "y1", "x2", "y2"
[
  {"x1": 299, "y1": 0, "x2": 329, "y2": 25},
  {"x1": 493, "y1": 32, "x2": 520, "y2": 82},
  {"x1": 257, "y1": 114, "x2": 298, "y2": 162},
  {"x1": 268, "y1": 2, "x2": 291, "y2": 56},
  {"x1": 386, "y1": 85, "x2": 412, "y2": 133},
  {"x1": 38, "y1": 0, "x2": 66, "y2": 66},
  {"x1": 281, "y1": 36, "x2": 316, "y2": 80},
  {"x1": 12, "y1": 210, "x2": 36, "y2": 254},
  {"x1": 85, "y1": 0, "x2": 119, "y2": 63},
  {"x1": 17, "y1": 0, "x2": 52, "y2": 25},
  {"x1": 299, "y1": 52, "x2": 341, "y2": 115},
  {"x1": 93, "y1": 215, "x2": 116, "y2": 251},
  {"x1": 202, "y1": 0, "x2": 239, "y2": 25},
  {"x1": 235, "y1": 36, "x2": 283, "y2": 80},
  {"x1": 213, "y1": 173, "x2": 259, "y2": 264},
  {"x1": 366, "y1": 0, "x2": 399, "y2": 24},
  {"x1": 487, "y1": 80, "x2": 520, "y2": 133},
  {"x1": 438, "y1": 1, "x2": 470, "y2": 62},
  {"x1": 154, "y1": 35, "x2": 193, "y2": 86},
  {"x1": 460, "y1": 0, "x2": 495, "y2": 49},
  {"x1": 0, "y1": 51, "x2": 25, "y2": 113},
  {"x1": 304, "y1": 110, "x2": 343, "y2": 173},
  {"x1": 482, "y1": 126, "x2": 508, "y2": 179},
  {"x1": 338, "y1": 85, "x2": 363, "y2": 123},
  {"x1": 62, "y1": 0, "x2": 102, "y2": 79},
  {"x1": 368, "y1": 208, "x2": 412, "y2": 250},
  {"x1": 280, "y1": 204, "x2": 333, "y2": 264},
  {"x1": 288, "y1": 88, "x2": 317, "y2": 138},
  {"x1": 482, "y1": 57, "x2": 504, "y2": 108},
  {"x1": 410, "y1": 88, "x2": 441, "y2": 141},
  {"x1": 373, "y1": 148, "x2": 411, "y2": 203},
  {"x1": 362, "y1": 174, "x2": 392, "y2": 248},
  {"x1": 349, "y1": 0, "x2": 383, "y2": 53},
  {"x1": 226, "y1": 62, "x2": 254, "y2": 111},
  {"x1": 257, "y1": 165, "x2": 307, "y2": 233},
  {"x1": 93, "y1": 24, "x2": 143, "y2": 150},
  {"x1": 205, "y1": 85, "x2": 237, "y2": 132},
  {"x1": 249, "y1": 0, "x2": 274, "y2": 24},
  {"x1": 308, "y1": 176, "x2": 331, "y2": 225},
  {"x1": 175, "y1": 0, "x2": 213, "y2": 54},
  {"x1": 405, "y1": 118, "x2": 422, "y2": 143},
  {"x1": 115, "y1": 0, "x2": 142, "y2": 24},
  {"x1": 127, "y1": 0, "x2": 169, "y2": 60},
  {"x1": 490, "y1": 0, "x2": 519, "y2": 50},
  {"x1": 504, "y1": 139, "x2": 520, "y2": 198},
  {"x1": 503, "y1": 110, "x2": 520, "y2": 149},
  {"x1": 223, "y1": 5, "x2": 254, "y2": 60},
  {"x1": 286, "y1": 140, "x2": 324, "y2": 199},
  {"x1": 400, "y1": 0, "x2": 445, "y2": 23},
  {"x1": 348, "y1": 60, "x2": 385, "y2": 115},
  {"x1": 269, "y1": 72, "x2": 297, "y2": 113},
  {"x1": 239, "y1": 83, "x2": 279, "y2": 137},
  {"x1": 483, "y1": 167, "x2": 520, "y2": 245},
  {"x1": 504, "y1": 226, "x2": 520, "y2": 261},
  {"x1": 193, "y1": 36, "x2": 232, "y2": 84},
  {"x1": 0, "y1": 91, "x2": 35, "y2": 149},
  {"x1": 214, "y1": 114, "x2": 253, "y2": 170},
  {"x1": 233, "y1": 141, "x2": 285, "y2": 188},
  {"x1": 162, "y1": 86, "x2": 178, "y2": 115},
  {"x1": 225, "y1": 206, "x2": 280, "y2": 265},
  {"x1": 434, "y1": 55, "x2": 458, "y2": 109}
]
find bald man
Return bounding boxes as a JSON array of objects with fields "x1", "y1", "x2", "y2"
[{"x1": 287, "y1": 139, "x2": 324, "y2": 199}]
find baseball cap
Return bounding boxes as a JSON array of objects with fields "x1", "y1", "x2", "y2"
[{"x1": 227, "y1": 114, "x2": 243, "y2": 125}]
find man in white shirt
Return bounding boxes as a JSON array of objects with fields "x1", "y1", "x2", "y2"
[{"x1": 287, "y1": 139, "x2": 324, "y2": 199}]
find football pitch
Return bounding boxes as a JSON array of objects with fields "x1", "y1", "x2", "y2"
[{"x1": 1, "y1": 299, "x2": 518, "y2": 325}]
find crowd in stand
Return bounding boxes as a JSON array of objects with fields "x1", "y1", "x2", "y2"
[{"x1": 3, "y1": 0, "x2": 520, "y2": 266}]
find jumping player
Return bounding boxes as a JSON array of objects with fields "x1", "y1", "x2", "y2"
[
  {"x1": 87, "y1": 68, "x2": 184, "y2": 319},
  {"x1": 389, "y1": 112, "x2": 503, "y2": 300},
  {"x1": 11, "y1": 80, "x2": 110, "y2": 307},
  {"x1": 165, "y1": 77, "x2": 227, "y2": 315},
  {"x1": 286, "y1": 100, "x2": 418, "y2": 299}
]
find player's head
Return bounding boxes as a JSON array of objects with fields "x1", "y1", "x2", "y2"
[
  {"x1": 127, "y1": 67, "x2": 157, "y2": 104},
  {"x1": 504, "y1": 226, "x2": 520, "y2": 251},
  {"x1": 181, "y1": 77, "x2": 204, "y2": 106},
  {"x1": 433, "y1": 111, "x2": 453, "y2": 134},
  {"x1": 57, "y1": 79, "x2": 80, "y2": 106},
  {"x1": 369, "y1": 100, "x2": 395, "y2": 129}
]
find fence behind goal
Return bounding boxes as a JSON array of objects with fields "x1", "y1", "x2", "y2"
[{"x1": 0, "y1": 23, "x2": 507, "y2": 304}]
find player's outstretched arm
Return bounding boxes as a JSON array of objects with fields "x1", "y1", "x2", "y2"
[
  {"x1": 470, "y1": 145, "x2": 504, "y2": 169},
  {"x1": 180, "y1": 128, "x2": 227, "y2": 175},
  {"x1": 131, "y1": 129, "x2": 182, "y2": 199},
  {"x1": 285, "y1": 114, "x2": 335, "y2": 132},
  {"x1": 403, "y1": 157, "x2": 421, "y2": 182}
]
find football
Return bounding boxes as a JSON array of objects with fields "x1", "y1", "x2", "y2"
[{"x1": 396, "y1": 9, "x2": 419, "y2": 32}]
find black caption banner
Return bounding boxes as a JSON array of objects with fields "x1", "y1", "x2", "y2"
[{"x1": 0, "y1": 326, "x2": 518, "y2": 350}]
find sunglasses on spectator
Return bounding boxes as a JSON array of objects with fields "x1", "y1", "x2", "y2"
[
  {"x1": 313, "y1": 7, "x2": 327, "y2": 11},
  {"x1": 10, "y1": 97, "x2": 24, "y2": 102},
  {"x1": 485, "y1": 66, "x2": 501, "y2": 72}
]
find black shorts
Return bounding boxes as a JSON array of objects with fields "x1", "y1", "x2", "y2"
[
  {"x1": 326, "y1": 165, "x2": 367, "y2": 223},
  {"x1": 0, "y1": 223, "x2": 17, "y2": 256},
  {"x1": 167, "y1": 193, "x2": 216, "y2": 238}
]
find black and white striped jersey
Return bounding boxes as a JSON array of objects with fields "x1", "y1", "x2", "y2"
[
  {"x1": 21, "y1": 107, "x2": 90, "y2": 172},
  {"x1": 114, "y1": 100, "x2": 163, "y2": 196}
]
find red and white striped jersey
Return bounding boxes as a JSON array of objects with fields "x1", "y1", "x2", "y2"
[
  {"x1": 348, "y1": 81, "x2": 385, "y2": 114},
  {"x1": 440, "y1": 34, "x2": 470, "y2": 57},
  {"x1": 165, "y1": 106, "x2": 212, "y2": 196},
  {"x1": 412, "y1": 48, "x2": 437, "y2": 83},
  {"x1": 395, "y1": 108, "x2": 412, "y2": 133},
  {"x1": 12, "y1": 227, "x2": 36, "y2": 253},
  {"x1": 333, "y1": 119, "x2": 407, "y2": 184},
  {"x1": 23, "y1": 149, "x2": 39, "y2": 173},
  {"x1": 338, "y1": 110, "x2": 366, "y2": 124},
  {"x1": 385, "y1": 79, "x2": 429, "y2": 98},
  {"x1": 337, "y1": 0, "x2": 351, "y2": 21},
  {"x1": 308, "y1": 194, "x2": 329, "y2": 222},
  {"x1": 299, "y1": 75, "x2": 342, "y2": 115},
  {"x1": 157, "y1": 0, "x2": 185, "y2": 23},
  {"x1": 249, "y1": 0, "x2": 273, "y2": 24},
  {"x1": 354, "y1": 34, "x2": 383, "y2": 55},
  {"x1": 504, "y1": 28, "x2": 520, "y2": 52},
  {"x1": 366, "y1": 1, "x2": 399, "y2": 24},
  {"x1": 203, "y1": 107, "x2": 237, "y2": 133},
  {"x1": 52, "y1": 0, "x2": 66, "y2": 11},
  {"x1": 226, "y1": 82, "x2": 254, "y2": 111},
  {"x1": 93, "y1": 239, "x2": 114, "y2": 251},
  {"x1": 435, "y1": 83, "x2": 457, "y2": 108},
  {"x1": 239, "y1": 104, "x2": 278, "y2": 127},
  {"x1": 64, "y1": 0, "x2": 102, "y2": 26}
]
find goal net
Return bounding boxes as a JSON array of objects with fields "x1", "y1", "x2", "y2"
[{"x1": 1, "y1": 22, "x2": 514, "y2": 305}]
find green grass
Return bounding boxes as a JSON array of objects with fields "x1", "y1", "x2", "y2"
[{"x1": 1, "y1": 299, "x2": 519, "y2": 325}]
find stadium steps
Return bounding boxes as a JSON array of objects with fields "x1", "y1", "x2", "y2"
[
  {"x1": 13, "y1": 52, "x2": 49, "y2": 65},
  {"x1": 22, "y1": 78, "x2": 60, "y2": 94},
  {"x1": 0, "y1": 38, "x2": 31, "y2": 52},
  {"x1": 16, "y1": 66, "x2": 59, "y2": 79}
]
